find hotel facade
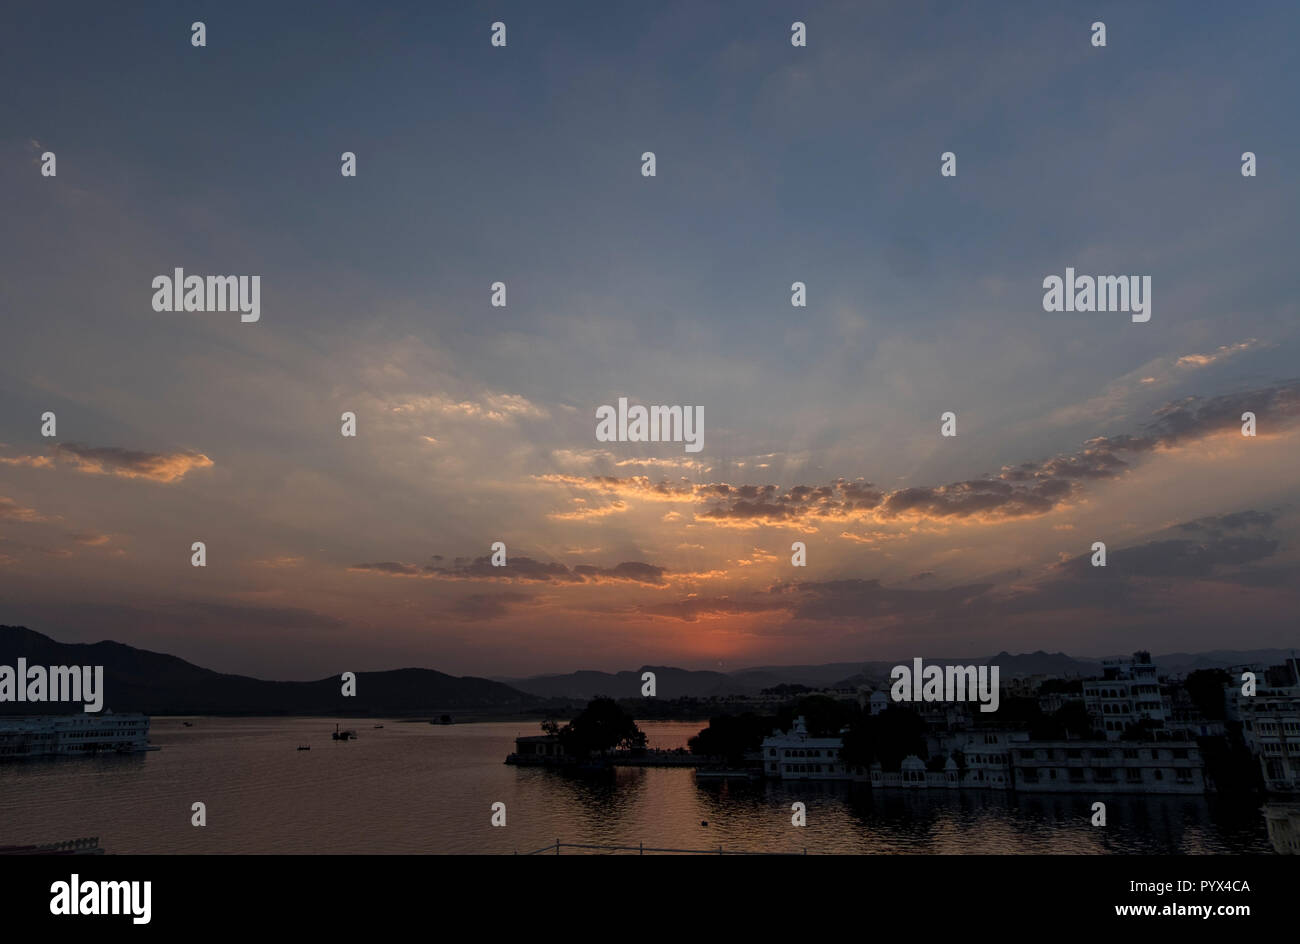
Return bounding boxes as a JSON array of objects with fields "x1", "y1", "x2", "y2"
[{"x1": 0, "y1": 713, "x2": 154, "y2": 760}]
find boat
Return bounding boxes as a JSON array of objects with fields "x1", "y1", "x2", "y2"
[
  {"x1": 297, "y1": 745, "x2": 310, "y2": 751},
  {"x1": 373, "y1": 724, "x2": 384, "y2": 729},
  {"x1": 331, "y1": 724, "x2": 356, "y2": 741}
]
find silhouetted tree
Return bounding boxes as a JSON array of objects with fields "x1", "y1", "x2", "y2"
[
  {"x1": 688, "y1": 712, "x2": 772, "y2": 761},
  {"x1": 558, "y1": 698, "x2": 646, "y2": 757},
  {"x1": 841, "y1": 705, "x2": 927, "y2": 771}
]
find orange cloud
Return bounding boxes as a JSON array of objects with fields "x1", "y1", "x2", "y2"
[{"x1": 48, "y1": 443, "x2": 213, "y2": 482}]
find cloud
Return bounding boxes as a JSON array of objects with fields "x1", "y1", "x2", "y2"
[
  {"x1": 1176, "y1": 510, "x2": 1275, "y2": 535},
  {"x1": 573, "y1": 561, "x2": 668, "y2": 585},
  {"x1": 1175, "y1": 339, "x2": 1264, "y2": 369},
  {"x1": 388, "y1": 391, "x2": 548, "y2": 422},
  {"x1": 1054, "y1": 536, "x2": 1280, "y2": 580},
  {"x1": 251, "y1": 555, "x2": 303, "y2": 568},
  {"x1": 349, "y1": 561, "x2": 423, "y2": 577},
  {"x1": 640, "y1": 595, "x2": 787, "y2": 622},
  {"x1": 0, "y1": 455, "x2": 54, "y2": 469},
  {"x1": 0, "y1": 496, "x2": 50, "y2": 522},
  {"x1": 47, "y1": 443, "x2": 214, "y2": 483},
  {"x1": 351, "y1": 555, "x2": 669, "y2": 586},
  {"x1": 535, "y1": 381, "x2": 1300, "y2": 530},
  {"x1": 547, "y1": 499, "x2": 629, "y2": 521}
]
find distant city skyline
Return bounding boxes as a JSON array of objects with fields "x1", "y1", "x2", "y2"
[{"x1": 2, "y1": 1, "x2": 1298, "y2": 678}]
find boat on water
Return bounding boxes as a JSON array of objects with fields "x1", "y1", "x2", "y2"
[
  {"x1": 331, "y1": 724, "x2": 357, "y2": 741},
  {"x1": 373, "y1": 724, "x2": 384, "y2": 729},
  {"x1": 297, "y1": 745, "x2": 311, "y2": 751}
]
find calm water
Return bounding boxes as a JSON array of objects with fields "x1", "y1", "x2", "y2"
[{"x1": 0, "y1": 717, "x2": 1275, "y2": 854}]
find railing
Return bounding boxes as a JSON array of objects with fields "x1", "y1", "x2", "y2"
[
  {"x1": 0, "y1": 836, "x2": 104, "y2": 855},
  {"x1": 517, "y1": 839, "x2": 806, "y2": 855}
]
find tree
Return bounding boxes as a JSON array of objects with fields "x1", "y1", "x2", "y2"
[
  {"x1": 841, "y1": 705, "x2": 927, "y2": 771},
  {"x1": 558, "y1": 698, "x2": 646, "y2": 758},
  {"x1": 688, "y1": 712, "x2": 771, "y2": 761}
]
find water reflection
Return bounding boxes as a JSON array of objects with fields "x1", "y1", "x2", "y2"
[{"x1": 0, "y1": 718, "x2": 1276, "y2": 854}]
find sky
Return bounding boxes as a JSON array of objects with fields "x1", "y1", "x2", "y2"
[{"x1": 1, "y1": 1, "x2": 1297, "y2": 679}]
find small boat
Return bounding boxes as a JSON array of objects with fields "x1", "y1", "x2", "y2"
[
  {"x1": 182, "y1": 722, "x2": 193, "y2": 727},
  {"x1": 373, "y1": 724, "x2": 384, "y2": 729},
  {"x1": 297, "y1": 745, "x2": 310, "y2": 751},
  {"x1": 331, "y1": 724, "x2": 356, "y2": 741}
]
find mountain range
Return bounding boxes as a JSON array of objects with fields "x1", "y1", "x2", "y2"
[
  {"x1": 0, "y1": 625, "x2": 541, "y2": 716},
  {"x1": 2, "y1": 625, "x2": 1293, "y2": 714}
]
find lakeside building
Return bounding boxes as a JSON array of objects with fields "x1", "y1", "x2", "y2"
[
  {"x1": 0, "y1": 713, "x2": 154, "y2": 760},
  {"x1": 759, "y1": 716, "x2": 1209, "y2": 794},
  {"x1": 507, "y1": 734, "x2": 568, "y2": 765},
  {"x1": 1004, "y1": 675, "x2": 1050, "y2": 699},
  {"x1": 1037, "y1": 690, "x2": 1072, "y2": 715},
  {"x1": 1228, "y1": 657, "x2": 1300, "y2": 794},
  {"x1": 1083, "y1": 651, "x2": 1169, "y2": 740},
  {"x1": 1263, "y1": 803, "x2": 1300, "y2": 855},
  {"x1": 1008, "y1": 740, "x2": 1205, "y2": 794},
  {"x1": 761, "y1": 716, "x2": 866, "y2": 781},
  {"x1": 858, "y1": 688, "x2": 890, "y2": 716},
  {"x1": 943, "y1": 730, "x2": 1024, "y2": 789},
  {"x1": 1166, "y1": 684, "x2": 1227, "y2": 739}
]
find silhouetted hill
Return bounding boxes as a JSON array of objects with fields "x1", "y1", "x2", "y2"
[
  {"x1": 497, "y1": 665, "x2": 735, "y2": 699},
  {"x1": 0, "y1": 626, "x2": 541, "y2": 715},
  {"x1": 1150, "y1": 649, "x2": 1298, "y2": 677}
]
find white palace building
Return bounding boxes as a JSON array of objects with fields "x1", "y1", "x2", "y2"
[
  {"x1": 0, "y1": 713, "x2": 155, "y2": 760},
  {"x1": 762, "y1": 716, "x2": 866, "y2": 781}
]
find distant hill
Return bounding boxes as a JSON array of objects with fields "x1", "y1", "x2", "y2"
[
  {"x1": 1150, "y1": 649, "x2": 1298, "y2": 677},
  {"x1": 497, "y1": 665, "x2": 735, "y2": 700},
  {"x1": 0, "y1": 625, "x2": 541, "y2": 716},
  {"x1": 504, "y1": 648, "x2": 1297, "y2": 701},
  {"x1": 5, "y1": 624, "x2": 1292, "y2": 714},
  {"x1": 504, "y1": 654, "x2": 1108, "y2": 700}
]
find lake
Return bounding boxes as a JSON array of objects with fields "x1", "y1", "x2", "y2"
[{"x1": 0, "y1": 717, "x2": 1276, "y2": 854}]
